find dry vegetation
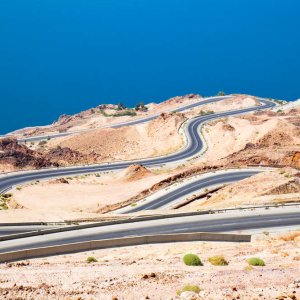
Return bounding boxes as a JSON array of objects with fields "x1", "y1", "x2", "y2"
[{"x1": 0, "y1": 232, "x2": 299, "y2": 299}]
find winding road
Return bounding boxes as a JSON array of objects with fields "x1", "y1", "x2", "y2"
[
  {"x1": 2, "y1": 95, "x2": 300, "y2": 261},
  {"x1": 7, "y1": 95, "x2": 230, "y2": 143},
  {"x1": 0, "y1": 97, "x2": 274, "y2": 194}
]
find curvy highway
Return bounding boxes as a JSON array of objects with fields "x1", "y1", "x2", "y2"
[{"x1": 0, "y1": 97, "x2": 275, "y2": 194}]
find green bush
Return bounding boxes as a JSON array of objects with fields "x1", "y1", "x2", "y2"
[
  {"x1": 217, "y1": 91, "x2": 225, "y2": 96},
  {"x1": 112, "y1": 110, "x2": 137, "y2": 117},
  {"x1": 183, "y1": 254, "x2": 202, "y2": 266},
  {"x1": 247, "y1": 257, "x2": 265, "y2": 266},
  {"x1": 208, "y1": 255, "x2": 228, "y2": 266},
  {"x1": 86, "y1": 256, "x2": 98, "y2": 263},
  {"x1": 1, "y1": 193, "x2": 12, "y2": 199},
  {"x1": 177, "y1": 284, "x2": 201, "y2": 295}
]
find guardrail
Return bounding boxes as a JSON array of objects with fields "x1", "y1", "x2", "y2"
[
  {"x1": 0, "y1": 202, "x2": 299, "y2": 242},
  {"x1": 0, "y1": 232, "x2": 251, "y2": 263}
]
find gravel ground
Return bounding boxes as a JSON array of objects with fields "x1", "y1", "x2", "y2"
[{"x1": 0, "y1": 232, "x2": 300, "y2": 299}]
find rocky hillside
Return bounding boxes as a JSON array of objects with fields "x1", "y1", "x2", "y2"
[
  {"x1": 202, "y1": 108, "x2": 300, "y2": 169},
  {"x1": 0, "y1": 138, "x2": 56, "y2": 172},
  {"x1": 47, "y1": 112, "x2": 187, "y2": 163},
  {"x1": 196, "y1": 168, "x2": 300, "y2": 209},
  {"x1": 9, "y1": 94, "x2": 201, "y2": 137},
  {"x1": 0, "y1": 138, "x2": 93, "y2": 172}
]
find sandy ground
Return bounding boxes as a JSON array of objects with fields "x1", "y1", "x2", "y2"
[
  {"x1": 201, "y1": 111, "x2": 300, "y2": 164},
  {"x1": 10, "y1": 166, "x2": 170, "y2": 218},
  {"x1": 7, "y1": 166, "x2": 300, "y2": 222},
  {"x1": 0, "y1": 232, "x2": 300, "y2": 299},
  {"x1": 46, "y1": 112, "x2": 186, "y2": 162}
]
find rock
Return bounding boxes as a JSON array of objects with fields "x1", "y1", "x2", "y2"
[
  {"x1": 123, "y1": 164, "x2": 152, "y2": 181},
  {"x1": 180, "y1": 291, "x2": 202, "y2": 300},
  {"x1": 53, "y1": 177, "x2": 69, "y2": 184}
]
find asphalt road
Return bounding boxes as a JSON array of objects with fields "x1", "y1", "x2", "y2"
[
  {"x1": 123, "y1": 170, "x2": 261, "y2": 212},
  {"x1": 0, "y1": 98, "x2": 275, "y2": 194},
  {"x1": 0, "y1": 211, "x2": 299, "y2": 253},
  {"x1": 11, "y1": 95, "x2": 231, "y2": 142}
]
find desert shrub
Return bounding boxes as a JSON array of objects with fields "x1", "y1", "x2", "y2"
[
  {"x1": 247, "y1": 257, "x2": 265, "y2": 266},
  {"x1": 38, "y1": 140, "x2": 47, "y2": 147},
  {"x1": 112, "y1": 110, "x2": 137, "y2": 117},
  {"x1": 199, "y1": 110, "x2": 214, "y2": 116},
  {"x1": 86, "y1": 256, "x2": 98, "y2": 263},
  {"x1": 217, "y1": 91, "x2": 225, "y2": 96},
  {"x1": 183, "y1": 254, "x2": 202, "y2": 266},
  {"x1": 177, "y1": 284, "x2": 201, "y2": 296},
  {"x1": 117, "y1": 102, "x2": 126, "y2": 110},
  {"x1": 1, "y1": 193, "x2": 12, "y2": 199},
  {"x1": 208, "y1": 255, "x2": 228, "y2": 266}
]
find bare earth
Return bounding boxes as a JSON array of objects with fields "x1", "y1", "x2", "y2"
[
  {"x1": 12, "y1": 167, "x2": 170, "y2": 216},
  {"x1": 201, "y1": 109, "x2": 300, "y2": 165},
  {"x1": 0, "y1": 232, "x2": 300, "y2": 299}
]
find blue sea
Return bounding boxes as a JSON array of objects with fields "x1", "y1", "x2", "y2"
[{"x1": 0, "y1": 0, "x2": 299, "y2": 134}]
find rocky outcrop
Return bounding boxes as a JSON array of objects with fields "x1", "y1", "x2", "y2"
[
  {"x1": 0, "y1": 138, "x2": 95, "y2": 171},
  {"x1": 262, "y1": 180, "x2": 300, "y2": 195},
  {"x1": 123, "y1": 164, "x2": 152, "y2": 181},
  {"x1": 164, "y1": 94, "x2": 201, "y2": 105},
  {"x1": 0, "y1": 138, "x2": 56, "y2": 170},
  {"x1": 46, "y1": 146, "x2": 92, "y2": 166}
]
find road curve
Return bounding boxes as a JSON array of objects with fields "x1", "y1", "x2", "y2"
[
  {"x1": 0, "y1": 98, "x2": 275, "y2": 194},
  {"x1": 0, "y1": 211, "x2": 299, "y2": 254},
  {"x1": 122, "y1": 170, "x2": 261, "y2": 213},
  {"x1": 9, "y1": 95, "x2": 231, "y2": 142}
]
